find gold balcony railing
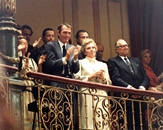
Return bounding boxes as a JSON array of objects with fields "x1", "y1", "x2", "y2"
[{"x1": 0, "y1": 63, "x2": 163, "y2": 130}]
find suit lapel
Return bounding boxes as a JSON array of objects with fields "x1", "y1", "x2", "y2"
[
  {"x1": 116, "y1": 56, "x2": 134, "y2": 76},
  {"x1": 55, "y1": 41, "x2": 63, "y2": 58},
  {"x1": 129, "y1": 58, "x2": 138, "y2": 75},
  {"x1": 116, "y1": 56, "x2": 129, "y2": 72}
]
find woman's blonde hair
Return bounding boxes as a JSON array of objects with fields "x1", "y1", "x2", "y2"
[
  {"x1": 140, "y1": 49, "x2": 151, "y2": 59},
  {"x1": 81, "y1": 38, "x2": 97, "y2": 53}
]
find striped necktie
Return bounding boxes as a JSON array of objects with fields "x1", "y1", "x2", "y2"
[{"x1": 124, "y1": 58, "x2": 134, "y2": 74}]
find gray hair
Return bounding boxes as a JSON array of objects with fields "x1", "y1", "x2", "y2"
[{"x1": 81, "y1": 38, "x2": 97, "y2": 53}]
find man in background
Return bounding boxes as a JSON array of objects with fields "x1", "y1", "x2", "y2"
[
  {"x1": 96, "y1": 43, "x2": 107, "y2": 63},
  {"x1": 75, "y1": 29, "x2": 101, "y2": 60},
  {"x1": 22, "y1": 24, "x2": 41, "y2": 64}
]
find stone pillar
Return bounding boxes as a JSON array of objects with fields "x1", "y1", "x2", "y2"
[{"x1": 0, "y1": 0, "x2": 19, "y2": 66}]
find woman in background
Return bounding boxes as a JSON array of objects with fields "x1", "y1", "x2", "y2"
[
  {"x1": 140, "y1": 49, "x2": 158, "y2": 89},
  {"x1": 74, "y1": 38, "x2": 112, "y2": 130}
]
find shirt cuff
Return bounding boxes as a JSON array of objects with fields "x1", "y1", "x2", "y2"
[
  {"x1": 127, "y1": 85, "x2": 132, "y2": 88},
  {"x1": 62, "y1": 57, "x2": 67, "y2": 65},
  {"x1": 139, "y1": 86, "x2": 146, "y2": 90}
]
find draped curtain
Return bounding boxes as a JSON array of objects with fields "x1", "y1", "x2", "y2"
[{"x1": 127, "y1": 0, "x2": 163, "y2": 75}]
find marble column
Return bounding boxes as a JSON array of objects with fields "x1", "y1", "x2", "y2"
[{"x1": 0, "y1": 0, "x2": 19, "y2": 66}]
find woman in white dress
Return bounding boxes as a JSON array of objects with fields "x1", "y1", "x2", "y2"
[{"x1": 74, "y1": 38, "x2": 112, "y2": 130}]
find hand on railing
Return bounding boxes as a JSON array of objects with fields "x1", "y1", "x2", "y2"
[{"x1": 129, "y1": 86, "x2": 141, "y2": 99}]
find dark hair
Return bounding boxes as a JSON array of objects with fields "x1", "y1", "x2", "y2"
[
  {"x1": 57, "y1": 23, "x2": 71, "y2": 33},
  {"x1": 75, "y1": 30, "x2": 89, "y2": 39},
  {"x1": 22, "y1": 24, "x2": 33, "y2": 35},
  {"x1": 68, "y1": 39, "x2": 72, "y2": 44},
  {"x1": 42, "y1": 28, "x2": 55, "y2": 37}
]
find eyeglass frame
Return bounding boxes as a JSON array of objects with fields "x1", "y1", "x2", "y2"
[{"x1": 116, "y1": 44, "x2": 129, "y2": 48}]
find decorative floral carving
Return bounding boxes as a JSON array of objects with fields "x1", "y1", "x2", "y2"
[{"x1": 0, "y1": 0, "x2": 16, "y2": 17}]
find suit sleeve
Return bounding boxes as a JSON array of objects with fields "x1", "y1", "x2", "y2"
[
  {"x1": 45, "y1": 42, "x2": 63, "y2": 70},
  {"x1": 70, "y1": 59, "x2": 79, "y2": 73}
]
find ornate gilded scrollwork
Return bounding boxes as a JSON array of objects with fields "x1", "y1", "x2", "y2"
[
  {"x1": 0, "y1": 74, "x2": 9, "y2": 112},
  {"x1": 0, "y1": 66, "x2": 9, "y2": 128},
  {"x1": 94, "y1": 96, "x2": 125, "y2": 130},
  {"x1": 34, "y1": 78, "x2": 44, "y2": 86},
  {"x1": 40, "y1": 87, "x2": 72, "y2": 130},
  {"x1": 32, "y1": 79, "x2": 163, "y2": 130},
  {"x1": 149, "y1": 99, "x2": 163, "y2": 129}
]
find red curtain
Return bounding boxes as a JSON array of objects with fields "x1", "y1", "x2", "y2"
[{"x1": 127, "y1": 0, "x2": 163, "y2": 75}]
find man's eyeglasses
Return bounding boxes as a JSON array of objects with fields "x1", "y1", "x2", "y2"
[{"x1": 116, "y1": 44, "x2": 129, "y2": 48}]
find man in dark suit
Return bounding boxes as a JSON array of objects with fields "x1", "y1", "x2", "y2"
[
  {"x1": 44, "y1": 23, "x2": 80, "y2": 84},
  {"x1": 108, "y1": 39, "x2": 149, "y2": 130},
  {"x1": 43, "y1": 23, "x2": 80, "y2": 129}
]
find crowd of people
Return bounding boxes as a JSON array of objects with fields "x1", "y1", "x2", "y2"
[{"x1": 15, "y1": 23, "x2": 162, "y2": 130}]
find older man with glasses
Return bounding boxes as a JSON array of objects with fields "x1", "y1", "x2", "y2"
[{"x1": 108, "y1": 39, "x2": 149, "y2": 130}]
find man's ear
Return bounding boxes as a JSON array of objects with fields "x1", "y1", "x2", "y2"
[
  {"x1": 41, "y1": 37, "x2": 44, "y2": 42},
  {"x1": 57, "y1": 30, "x2": 59, "y2": 35},
  {"x1": 115, "y1": 48, "x2": 118, "y2": 53}
]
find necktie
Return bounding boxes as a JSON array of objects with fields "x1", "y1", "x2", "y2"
[
  {"x1": 62, "y1": 45, "x2": 66, "y2": 56},
  {"x1": 62, "y1": 45, "x2": 68, "y2": 76},
  {"x1": 124, "y1": 58, "x2": 134, "y2": 74}
]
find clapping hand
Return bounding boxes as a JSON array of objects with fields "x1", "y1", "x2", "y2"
[
  {"x1": 38, "y1": 54, "x2": 46, "y2": 65},
  {"x1": 18, "y1": 43, "x2": 26, "y2": 52},
  {"x1": 74, "y1": 45, "x2": 81, "y2": 60},
  {"x1": 33, "y1": 37, "x2": 41, "y2": 48},
  {"x1": 65, "y1": 46, "x2": 75, "y2": 61},
  {"x1": 89, "y1": 69, "x2": 105, "y2": 80}
]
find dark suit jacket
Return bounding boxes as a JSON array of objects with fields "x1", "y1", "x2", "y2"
[
  {"x1": 26, "y1": 44, "x2": 39, "y2": 65},
  {"x1": 108, "y1": 56, "x2": 149, "y2": 89},
  {"x1": 43, "y1": 41, "x2": 79, "y2": 86}
]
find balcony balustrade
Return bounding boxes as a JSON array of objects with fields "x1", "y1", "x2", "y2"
[{"x1": 0, "y1": 63, "x2": 163, "y2": 130}]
